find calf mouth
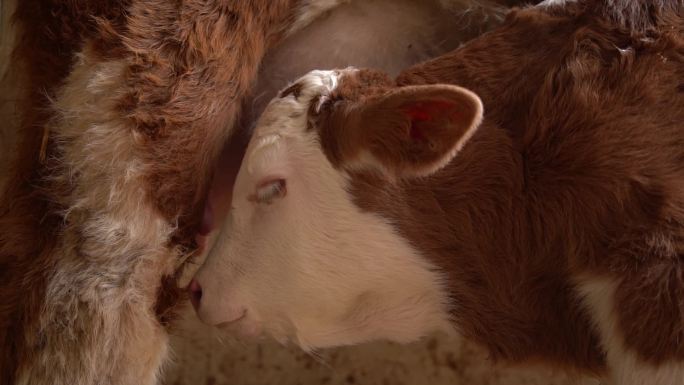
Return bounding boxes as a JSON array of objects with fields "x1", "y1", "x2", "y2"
[{"x1": 216, "y1": 309, "x2": 248, "y2": 328}]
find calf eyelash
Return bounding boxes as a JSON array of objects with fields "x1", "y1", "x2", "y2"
[{"x1": 254, "y1": 179, "x2": 287, "y2": 204}]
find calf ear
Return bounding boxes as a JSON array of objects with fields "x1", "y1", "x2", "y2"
[{"x1": 337, "y1": 85, "x2": 483, "y2": 178}]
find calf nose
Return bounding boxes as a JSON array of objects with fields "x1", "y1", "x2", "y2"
[{"x1": 188, "y1": 279, "x2": 203, "y2": 311}]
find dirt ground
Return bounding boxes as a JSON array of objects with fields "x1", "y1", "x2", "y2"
[{"x1": 163, "y1": 307, "x2": 599, "y2": 385}]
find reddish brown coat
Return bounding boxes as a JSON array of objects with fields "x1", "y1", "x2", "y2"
[{"x1": 312, "y1": 0, "x2": 684, "y2": 374}]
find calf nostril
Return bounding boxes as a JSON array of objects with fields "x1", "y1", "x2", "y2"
[{"x1": 188, "y1": 279, "x2": 203, "y2": 310}]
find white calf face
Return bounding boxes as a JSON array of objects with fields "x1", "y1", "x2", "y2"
[{"x1": 192, "y1": 70, "x2": 453, "y2": 350}]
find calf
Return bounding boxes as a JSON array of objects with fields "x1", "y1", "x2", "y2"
[{"x1": 191, "y1": 0, "x2": 684, "y2": 383}]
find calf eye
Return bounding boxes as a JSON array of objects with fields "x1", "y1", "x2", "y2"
[{"x1": 254, "y1": 179, "x2": 287, "y2": 204}]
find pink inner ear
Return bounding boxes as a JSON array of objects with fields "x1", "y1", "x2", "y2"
[
  {"x1": 405, "y1": 104, "x2": 433, "y2": 122},
  {"x1": 409, "y1": 121, "x2": 427, "y2": 140},
  {"x1": 403, "y1": 100, "x2": 461, "y2": 141}
]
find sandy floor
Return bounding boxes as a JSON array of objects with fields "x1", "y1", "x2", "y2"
[{"x1": 163, "y1": 306, "x2": 599, "y2": 385}]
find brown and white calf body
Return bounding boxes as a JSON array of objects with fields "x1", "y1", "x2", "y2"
[
  {"x1": 0, "y1": 0, "x2": 502, "y2": 384},
  {"x1": 192, "y1": 1, "x2": 684, "y2": 383}
]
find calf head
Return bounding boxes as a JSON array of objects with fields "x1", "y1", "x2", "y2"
[{"x1": 191, "y1": 69, "x2": 483, "y2": 350}]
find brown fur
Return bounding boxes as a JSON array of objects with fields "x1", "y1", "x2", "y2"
[
  {"x1": 317, "y1": 77, "x2": 482, "y2": 178},
  {"x1": 0, "y1": 1, "x2": 302, "y2": 384},
  {"x1": 312, "y1": 0, "x2": 684, "y2": 375}
]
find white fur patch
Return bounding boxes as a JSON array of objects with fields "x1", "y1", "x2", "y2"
[
  {"x1": 538, "y1": 0, "x2": 577, "y2": 7},
  {"x1": 15, "y1": 49, "x2": 176, "y2": 385},
  {"x1": 577, "y1": 277, "x2": 684, "y2": 385},
  {"x1": 194, "y1": 70, "x2": 453, "y2": 350}
]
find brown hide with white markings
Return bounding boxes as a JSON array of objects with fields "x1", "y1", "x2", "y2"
[{"x1": 193, "y1": 1, "x2": 684, "y2": 383}]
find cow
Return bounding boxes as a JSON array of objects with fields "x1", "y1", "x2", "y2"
[
  {"x1": 190, "y1": 1, "x2": 684, "y2": 384},
  {"x1": 0, "y1": 0, "x2": 505, "y2": 383}
]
